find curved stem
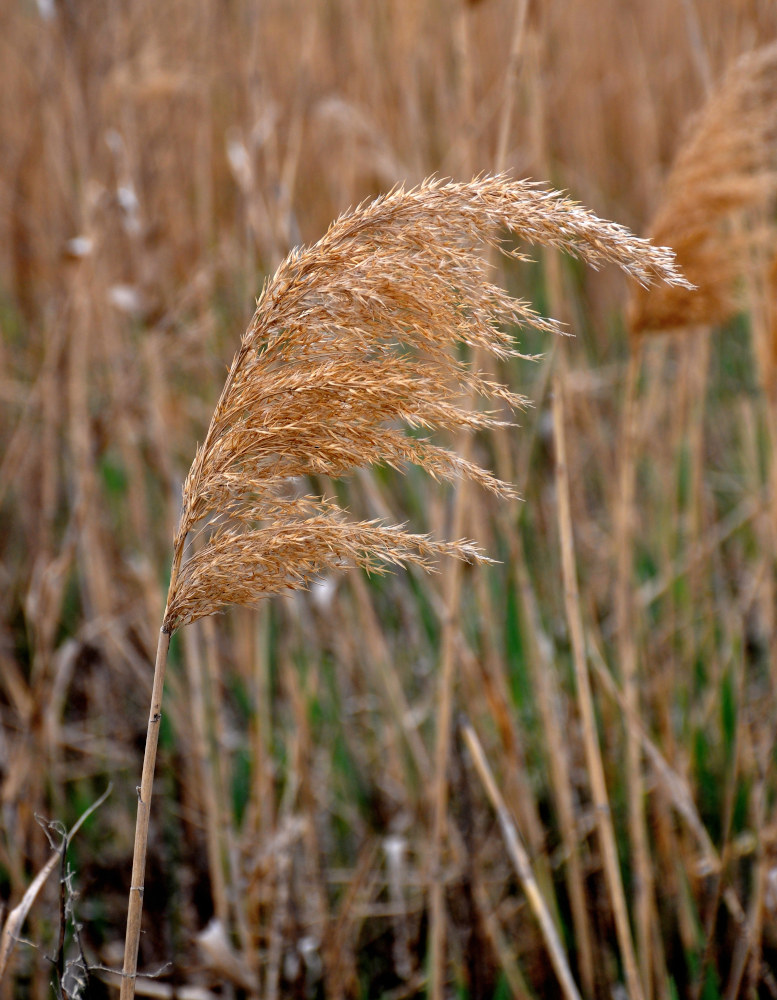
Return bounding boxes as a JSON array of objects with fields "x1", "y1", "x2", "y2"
[{"x1": 120, "y1": 627, "x2": 172, "y2": 1000}]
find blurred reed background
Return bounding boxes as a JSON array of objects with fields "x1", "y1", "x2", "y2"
[{"x1": 2, "y1": 1, "x2": 777, "y2": 997}]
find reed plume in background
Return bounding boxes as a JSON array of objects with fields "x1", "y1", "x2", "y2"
[
  {"x1": 629, "y1": 41, "x2": 777, "y2": 336},
  {"x1": 119, "y1": 174, "x2": 688, "y2": 997}
]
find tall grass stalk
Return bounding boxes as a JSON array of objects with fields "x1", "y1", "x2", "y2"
[
  {"x1": 459, "y1": 716, "x2": 583, "y2": 1000},
  {"x1": 513, "y1": 518, "x2": 596, "y2": 993},
  {"x1": 614, "y1": 336, "x2": 656, "y2": 995},
  {"x1": 552, "y1": 378, "x2": 645, "y2": 1000},
  {"x1": 118, "y1": 174, "x2": 687, "y2": 997},
  {"x1": 620, "y1": 46, "x2": 777, "y2": 994},
  {"x1": 430, "y1": 9, "x2": 529, "y2": 991}
]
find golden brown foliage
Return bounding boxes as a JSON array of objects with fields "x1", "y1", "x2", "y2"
[
  {"x1": 163, "y1": 174, "x2": 688, "y2": 632},
  {"x1": 630, "y1": 42, "x2": 777, "y2": 334}
]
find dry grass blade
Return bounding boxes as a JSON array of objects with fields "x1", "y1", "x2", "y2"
[
  {"x1": 629, "y1": 42, "x2": 777, "y2": 334},
  {"x1": 163, "y1": 174, "x2": 688, "y2": 632},
  {"x1": 0, "y1": 786, "x2": 112, "y2": 985},
  {"x1": 460, "y1": 715, "x2": 583, "y2": 1000},
  {"x1": 0, "y1": 851, "x2": 60, "y2": 984}
]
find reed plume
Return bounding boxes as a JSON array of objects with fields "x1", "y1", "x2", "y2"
[
  {"x1": 121, "y1": 174, "x2": 689, "y2": 998},
  {"x1": 629, "y1": 42, "x2": 777, "y2": 335}
]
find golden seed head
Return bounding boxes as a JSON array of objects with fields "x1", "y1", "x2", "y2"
[{"x1": 163, "y1": 174, "x2": 689, "y2": 632}]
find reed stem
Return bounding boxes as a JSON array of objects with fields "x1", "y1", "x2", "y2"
[
  {"x1": 460, "y1": 716, "x2": 583, "y2": 1000},
  {"x1": 615, "y1": 337, "x2": 655, "y2": 995},
  {"x1": 120, "y1": 627, "x2": 172, "y2": 1000},
  {"x1": 552, "y1": 375, "x2": 644, "y2": 1000}
]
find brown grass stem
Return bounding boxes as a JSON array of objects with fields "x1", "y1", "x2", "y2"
[
  {"x1": 530, "y1": 200, "x2": 594, "y2": 991},
  {"x1": 429, "y1": 461, "x2": 471, "y2": 1000},
  {"x1": 183, "y1": 624, "x2": 229, "y2": 925},
  {"x1": 495, "y1": 0, "x2": 530, "y2": 171},
  {"x1": 513, "y1": 535, "x2": 596, "y2": 995},
  {"x1": 459, "y1": 715, "x2": 583, "y2": 1000},
  {"x1": 468, "y1": 516, "x2": 550, "y2": 862},
  {"x1": 471, "y1": 877, "x2": 533, "y2": 1000},
  {"x1": 0, "y1": 785, "x2": 113, "y2": 985},
  {"x1": 724, "y1": 742, "x2": 770, "y2": 1000},
  {"x1": 587, "y1": 638, "x2": 720, "y2": 870},
  {"x1": 430, "y1": 10, "x2": 530, "y2": 985},
  {"x1": 691, "y1": 650, "x2": 746, "y2": 1000},
  {"x1": 201, "y1": 617, "x2": 252, "y2": 961},
  {"x1": 350, "y1": 573, "x2": 431, "y2": 779},
  {"x1": 120, "y1": 628, "x2": 172, "y2": 1000},
  {"x1": 552, "y1": 375, "x2": 645, "y2": 1000},
  {"x1": 0, "y1": 852, "x2": 60, "y2": 985},
  {"x1": 429, "y1": 10, "x2": 478, "y2": 991},
  {"x1": 741, "y1": 257, "x2": 777, "y2": 704},
  {"x1": 614, "y1": 335, "x2": 656, "y2": 996}
]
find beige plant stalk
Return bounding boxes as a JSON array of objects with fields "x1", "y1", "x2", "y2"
[
  {"x1": 120, "y1": 174, "x2": 689, "y2": 998},
  {"x1": 624, "y1": 45, "x2": 777, "y2": 997}
]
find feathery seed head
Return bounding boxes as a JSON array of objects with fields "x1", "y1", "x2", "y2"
[
  {"x1": 163, "y1": 174, "x2": 689, "y2": 632},
  {"x1": 629, "y1": 43, "x2": 777, "y2": 335}
]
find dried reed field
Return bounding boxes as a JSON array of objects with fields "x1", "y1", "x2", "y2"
[{"x1": 3, "y1": 1, "x2": 777, "y2": 998}]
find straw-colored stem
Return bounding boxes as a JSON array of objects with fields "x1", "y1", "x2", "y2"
[
  {"x1": 724, "y1": 753, "x2": 769, "y2": 1000},
  {"x1": 691, "y1": 651, "x2": 745, "y2": 1000},
  {"x1": 120, "y1": 627, "x2": 172, "y2": 1000},
  {"x1": 514, "y1": 537, "x2": 595, "y2": 995},
  {"x1": 615, "y1": 336, "x2": 655, "y2": 996},
  {"x1": 495, "y1": 0, "x2": 529, "y2": 170},
  {"x1": 183, "y1": 623, "x2": 229, "y2": 924},
  {"x1": 743, "y1": 261, "x2": 777, "y2": 699},
  {"x1": 429, "y1": 9, "x2": 476, "y2": 989},
  {"x1": 587, "y1": 637, "x2": 720, "y2": 870},
  {"x1": 429, "y1": 11, "x2": 530, "y2": 993},
  {"x1": 460, "y1": 716, "x2": 583, "y2": 1000},
  {"x1": 350, "y1": 573, "x2": 431, "y2": 779},
  {"x1": 468, "y1": 501, "x2": 550, "y2": 864},
  {"x1": 202, "y1": 616, "x2": 253, "y2": 959},
  {"x1": 552, "y1": 375, "x2": 645, "y2": 1000},
  {"x1": 686, "y1": 328, "x2": 712, "y2": 579},
  {"x1": 471, "y1": 876, "x2": 533, "y2": 1000},
  {"x1": 429, "y1": 472, "x2": 470, "y2": 1000}
]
